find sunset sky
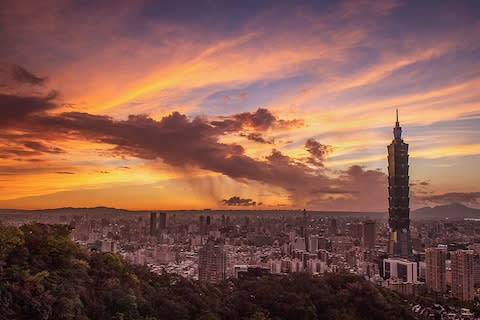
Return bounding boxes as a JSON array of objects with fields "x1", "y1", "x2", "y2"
[{"x1": 0, "y1": 0, "x2": 479, "y2": 211}]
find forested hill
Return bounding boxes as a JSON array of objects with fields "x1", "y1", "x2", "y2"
[{"x1": 0, "y1": 224, "x2": 415, "y2": 320}]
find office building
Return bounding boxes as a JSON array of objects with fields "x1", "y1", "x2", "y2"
[
  {"x1": 149, "y1": 212, "x2": 157, "y2": 236},
  {"x1": 473, "y1": 254, "x2": 480, "y2": 287},
  {"x1": 329, "y1": 218, "x2": 337, "y2": 236},
  {"x1": 383, "y1": 258, "x2": 417, "y2": 283},
  {"x1": 349, "y1": 221, "x2": 363, "y2": 239},
  {"x1": 198, "y1": 241, "x2": 227, "y2": 283},
  {"x1": 159, "y1": 212, "x2": 167, "y2": 230},
  {"x1": 425, "y1": 247, "x2": 447, "y2": 294},
  {"x1": 308, "y1": 235, "x2": 320, "y2": 252},
  {"x1": 362, "y1": 220, "x2": 376, "y2": 249},
  {"x1": 387, "y1": 110, "x2": 412, "y2": 258},
  {"x1": 451, "y1": 250, "x2": 474, "y2": 301},
  {"x1": 199, "y1": 215, "x2": 205, "y2": 234}
]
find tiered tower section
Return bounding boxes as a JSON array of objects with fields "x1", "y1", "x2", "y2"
[{"x1": 387, "y1": 110, "x2": 412, "y2": 258}]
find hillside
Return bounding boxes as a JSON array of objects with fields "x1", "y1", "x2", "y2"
[
  {"x1": 0, "y1": 206, "x2": 141, "y2": 216},
  {"x1": 412, "y1": 203, "x2": 480, "y2": 220},
  {"x1": 0, "y1": 207, "x2": 385, "y2": 219},
  {"x1": 0, "y1": 224, "x2": 415, "y2": 320}
]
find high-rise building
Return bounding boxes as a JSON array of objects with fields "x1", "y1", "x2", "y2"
[
  {"x1": 473, "y1": 254, "x2": 480, "y2": 287},
  {"x1": 199, "y1": 215, "x2": 205, "y2": 234},
  {"x1": 292, "y1": 237, "x2": 306, "y2": 251},
  {"x1": 362, "y1": 220, "x2": 376, "y2": 249},
  {"x1": 198, "y1": 241, "x2": 227, "y2": 283},
  {"x1": 349, "y1": 221, "x2": 363, "y2": 240},
  {"x1": 158, "y1": 212, "x2": 167, "y2": 230},
  {"x1": 451, "y1": 250, "x2": 474, "y2": 301},
  {"x1": 387, "y1": 110, "x2": 412, "y2": 258},
  {"x1": 383, "y1": 258, "x2": 417, "y2": 283},
  {"x1": 205, "y1": 215, "x2": 211, "y2": 234},
  {"x1": 301, "y1": 209, "x2": 308, "y2": 238},
  {"x1": 308, "y1": 235, "x2": 320, "y2": 252},
  {"x1": 149, "y1": 212, "x2": 157, "y2": 236},
  {"x1": 329, "y1": 218, "x2": 337, "y2": 236},
  {"x1": 425, "y1": 247, "x2": 447, "y2": 294}
]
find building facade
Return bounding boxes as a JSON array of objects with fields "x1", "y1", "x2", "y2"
[
  {"x1": 387, "y1": 110, "x2": 412, "y2": 258},
  {"x1": 474, "y1": 254, "x2": 480, "y2": 287},
  {"x1": 158, "y1": 212, "x2": 167, "y2": 230},
  {"x1": 198, "y1": 241, "x2": 227, "y2": 283},
  {"x1": 362, "y1": 220, "x2": 376, "y2": 249},
  {"x1": 383, "y1": 258, "x2": 417, "y2": 283},
  {"x1": 451, "y1": 250, "x2": 474, "y2": 301},
  {"x1": 149, "y1": 212, "x2": 157, "y2": 236},
  {"x1": 425, "y1": 247, "x2": 447, "y2": 294}
]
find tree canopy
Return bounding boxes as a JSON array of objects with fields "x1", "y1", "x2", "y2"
[{"x1": 0, "y1": 224, "x2": 415, "y2": 320}]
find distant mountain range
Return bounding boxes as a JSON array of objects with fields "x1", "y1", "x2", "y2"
[
  {"x1": 0, "y1": 206, "x2": 144, "y2": 216},
  {"x1": 0, "y1": 203, "x2": 479, "y2": 220},
  {"x1": 411, "y1": 203, "x2": 480, "y2": 220}
]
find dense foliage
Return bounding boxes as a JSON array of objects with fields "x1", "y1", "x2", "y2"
[{"x1": 0, "y1": 224, "x2": 415, "y2": 320}]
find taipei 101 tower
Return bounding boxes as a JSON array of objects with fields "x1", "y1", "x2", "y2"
[{"x1": 387, "y1": 110, "x2": 412, "y2": 258}]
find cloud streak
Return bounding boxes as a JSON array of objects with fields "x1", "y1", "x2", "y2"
[{"x1": 11, "y1": 65, "x2": 48, "y2": 85}]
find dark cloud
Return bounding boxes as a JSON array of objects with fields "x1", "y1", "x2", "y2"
[
  {"x1": 19, "y1": 111, "x2": 331, "y2": 204},
  {"x1": 0, "y1": 147, "x2": 41, "y2": 158},
  {"x1": 11, "y1": 65, "x2": 48, "y2": 85},
  {"x1": 0, "y1": 91, "x2": 58, "y2": 124},
  {"x1": 28, "y1": 111, "x2": 391, "y2": 209},
  {"x1": 305, "y1": 138, "x2": 333, "y2": 166},
  {"x1": 2, "y1": 105, "x2": 391, "y2": 210},
  {"x1": 419, "y1": 181, "x2": 430, "y2": 186},
  {"x1": 56, "y1": 171, "x2": 75, "y2": 175},
  {"x1": 240, "y1": 132, "x2": 273, "y2": 144},
  {"x1": 222, "y1": 196, "x2": 258, "y2": 206},
  {"x1": 310, "y1": 188, "x2": 354, "y2": 195},
  {"x1": 211, "y1": 108, "x2": 303, "y2": 132},
  {"x1": 0, "y1": 140, "x2": 64, "y2": 160},
  {"x1": 418, "y1": 192, "x2": 480, "y2": 206},
  {"x1": 23, "y1": 141, "x2": 64, "y2": 154}
]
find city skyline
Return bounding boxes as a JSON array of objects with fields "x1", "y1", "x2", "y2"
[{"x1": 1, "y1": 0, "x2": 480, "y2": 210}]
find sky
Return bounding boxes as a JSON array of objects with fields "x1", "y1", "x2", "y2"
[{"x1": 0, "y1": 0, "x2": 479, "y2": 211}]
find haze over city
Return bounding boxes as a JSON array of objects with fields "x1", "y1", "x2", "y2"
[{"x1": 1, "y1": 0, "x2": 480, "y2": 212}]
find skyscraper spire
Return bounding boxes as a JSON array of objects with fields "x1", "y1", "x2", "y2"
[{"x1": 393, "y1": 109, "x2": 402, "y2": 139}]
